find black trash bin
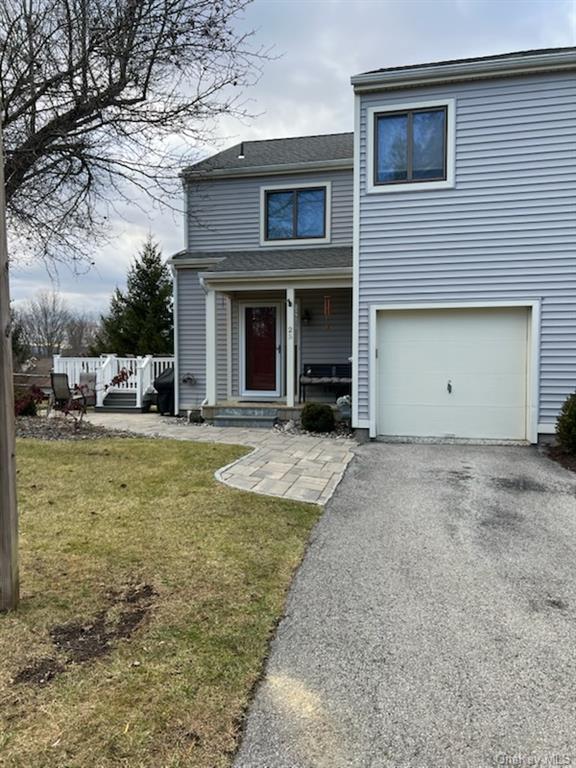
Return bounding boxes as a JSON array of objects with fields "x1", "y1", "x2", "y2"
[{"x1": 154, "y1": 366, "x2": 175, "y2": 416}]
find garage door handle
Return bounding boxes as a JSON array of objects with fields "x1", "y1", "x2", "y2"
[{"x1": 447, "y1": 380, "x2": 453, "y2": 394}]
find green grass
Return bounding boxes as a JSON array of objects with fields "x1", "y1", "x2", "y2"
[{"x1": 0, "y1": 438, "x2": 320, "y2": 768}]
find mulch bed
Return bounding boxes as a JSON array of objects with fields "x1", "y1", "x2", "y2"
[
  {"x1": 547, "y1": 445, "x2": 576, "y2": 474},
  {"x1": 272, "y1": 419, "x2": 354, "y2": 440},
  {"x1": 16, "y1": 416, "x2": 137, "y2": 441}
]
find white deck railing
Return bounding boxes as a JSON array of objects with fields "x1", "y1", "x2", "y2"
[{"x1": 53, "y1": 354, "x2": 174, "y2": 409}]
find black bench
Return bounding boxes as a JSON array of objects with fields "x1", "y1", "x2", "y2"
[{"x1": 299, "y1": 363, "x2": 352, "y2": 403}]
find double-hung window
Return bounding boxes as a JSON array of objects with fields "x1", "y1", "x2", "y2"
[
  {"x1": 262, "y1": 185, "x2": 329, "y2": 244},
  {"x1": 367, "y1": 100, "x2": 454, "y2": 193}
]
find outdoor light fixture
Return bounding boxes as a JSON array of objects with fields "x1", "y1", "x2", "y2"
[{"x1": 302, "y1": 309, "x2": 312, "y2": 326}]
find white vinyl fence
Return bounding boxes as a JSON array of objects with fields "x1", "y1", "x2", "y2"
[{"x1": 53, "y1": 354, "x2": 174, "y2": 408}]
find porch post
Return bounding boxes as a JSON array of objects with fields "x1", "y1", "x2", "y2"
[
  {"x1": 205, "y1": 288, "x2": 217, "y2": 406},
  {"x1": 286, "y1": 288, "x2": 296, "y2": 408}
]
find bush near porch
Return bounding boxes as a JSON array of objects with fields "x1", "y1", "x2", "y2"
[{"x1": 0, "y1": 438, "x2": 320, "y2": 768}]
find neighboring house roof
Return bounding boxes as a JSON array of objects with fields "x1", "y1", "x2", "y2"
[
  {"x1": 351, "y1": 46, "x2": 576, "y2": 91},
  {"x1": 182, "y1": 133, "x2": 353, "y2": 180},
  {"x1": 170, "y1": 246, "x2": 352, "y2": 275}
]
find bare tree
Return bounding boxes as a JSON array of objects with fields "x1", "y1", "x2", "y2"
[
  {"x1": 1, "y1": 0, "x2": 264, "y2": 266},
  {"x1": 64, "y1": 313, "x2": 98, "y2": 355},
  {"x1": 19, "y1": 290, "x2": 70, "y2": 357}
]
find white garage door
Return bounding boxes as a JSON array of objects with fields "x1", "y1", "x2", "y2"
[{"x1": 376, "y1": 307, "x2": 530, "y2": 440}]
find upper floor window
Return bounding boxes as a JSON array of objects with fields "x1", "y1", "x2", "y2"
[
  {"x1": 261, "y1": 183, "x2": 330, "y2": 245},
  {"x1": 366, "y1": 100, "x2": 455, "y2": 194},
  {"x1": 376, "y1": 107, "x2": 446, "y2": 184}
]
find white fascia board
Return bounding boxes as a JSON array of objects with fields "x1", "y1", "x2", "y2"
[
  {"x1": 181, "y1": 158, "x2": 353, "y2": 181},
  {"x1": 169, "y1": 257, "x2": 226, "y2": 268},
  {"x1": 351, "y1": 49, "x2": 576, "y2": 91},
  {"x1": 200, "y1": 276, "x2": 353, "y2": 292},
  {"x1": 199, "y1": 267, "x2": 352, "y2": 282}
]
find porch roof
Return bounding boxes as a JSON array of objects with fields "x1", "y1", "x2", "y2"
[
  {"x1": 170, "y1": 246, "x2": 352, "y2": 275},
  {"x1": 192, "y1": 247, "x2": 352, "y2": 290}
]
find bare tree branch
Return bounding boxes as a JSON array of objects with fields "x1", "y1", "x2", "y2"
[
  {"x1": 1, "y1": 0, "x2": 268, "y2": 266},
  {"x1": 18, "y1": 290, "x2": 70, "y2": 357}
]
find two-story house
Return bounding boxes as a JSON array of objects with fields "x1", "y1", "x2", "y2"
[
  {"x1": 170, "y1": 47, "x2": 576, "y2": 442},
  {"x1": 170, "y1": 133, "x2": 355, "y2": 427}
]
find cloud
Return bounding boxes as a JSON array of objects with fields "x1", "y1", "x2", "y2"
[{"x1": 8, "y1": 0, "x2": 575, "y2": 310}]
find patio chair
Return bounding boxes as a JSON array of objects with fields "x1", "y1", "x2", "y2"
[
  {"x1": 79, "y1": 371, "x2": 97, "y2": 407},
  {"x1": 48, "y1": 372, "x2": 86, "y2": 417}
]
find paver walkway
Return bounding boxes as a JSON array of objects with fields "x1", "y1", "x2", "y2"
[{"x1": 86, "y1": 412, "x2": 355, "y2": 505}]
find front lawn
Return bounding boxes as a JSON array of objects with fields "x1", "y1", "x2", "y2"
[{"x1": 0, "y1": 438, "x2": 320, "y2": 768}]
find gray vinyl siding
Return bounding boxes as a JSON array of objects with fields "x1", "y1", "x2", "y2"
[
  {"x1": 357, "y1": 71, "x2": 576, "y2": 427},
  {"x1": 176, "y1": 269, "x2": 229, "y2": 409},
  {"x1": 176, "y1": 269, "x2": 206, "y2": 409},
  {"x1": 299, "y1": 288, "x2": 353, "y2": 402},
  {"x1": 229, "y1": 289, "x2": 352, "y2": 399},
  {"x1": 186, "y1": 170, "x2": 353, "y2": 251},
  {"x1": 299, "y1": 288, "x2": 352, "y2": 367}
]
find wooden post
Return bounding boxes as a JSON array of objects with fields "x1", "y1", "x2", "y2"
[{"x1": 0, "y1": 124, "x2": 19, "y2": 611}]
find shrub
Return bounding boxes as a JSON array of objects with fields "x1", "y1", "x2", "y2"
[
  {"x1": 556, "y1": 392, "x2": 576, "y2": 453},
  {"x1": 14, "y1": 385, "x2": 44, "y2": 417},
  {"x1": 301, "y1": 402, "x2": 335, "y2": 434}
]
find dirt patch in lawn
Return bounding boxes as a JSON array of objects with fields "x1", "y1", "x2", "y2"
[
  {"x1": 12, "y1": 657, "x2": 65, "y2": 686},
  {"x1": 14, "y1": 582, "x2": 156, "y2": 685}
]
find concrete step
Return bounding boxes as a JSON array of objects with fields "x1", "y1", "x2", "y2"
[
  {"x1": 214, "y1": 407, "x2": 278, "y2": 418},
  {"x1": 210, "y1": 406, "x2": 278, "y2": 428},
  {"x1": 212, "y1": 414, "x2": 277, "y2": 429}
]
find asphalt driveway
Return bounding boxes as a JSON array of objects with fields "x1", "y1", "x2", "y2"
[{"x1": 234, "y1": 443, "x2": 576, "y2": 768}]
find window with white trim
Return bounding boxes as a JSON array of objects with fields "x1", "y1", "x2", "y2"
[
  {"x1": 375, "y1": 107, "x2": 447, "y2": 184},
  {"x1": 366, "y1": 100, "x2": 455, "y2": 194},
  {"x1": 260, "y1": 183, "x2": 331, "y2": 245}
]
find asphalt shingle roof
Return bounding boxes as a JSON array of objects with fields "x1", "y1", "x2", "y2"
[
  {"x1": 357, "y1": 47, "x2": 576, "y2": 77},
  {"x1": 172, "y1": 246, "x2": 352, "y2": 274},
  {"x1": 183, "y1": 133, "x2": 353, "y2": 176}
]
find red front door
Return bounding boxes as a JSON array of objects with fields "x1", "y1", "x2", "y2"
[{"x1": 244, "y1": 306, "x2": 277, "y2": 392}]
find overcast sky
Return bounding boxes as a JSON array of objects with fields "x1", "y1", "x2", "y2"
[{"x1": 9, "y1": 0, "x2": 576, "y2": 314}]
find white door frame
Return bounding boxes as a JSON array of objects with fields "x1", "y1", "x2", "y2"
[
  {"x1": 368, "y1": 300, "x2": 541, "y2": 443},
  {"x1": 239, "y1": 300, "x2": 284, "y2": 399}
]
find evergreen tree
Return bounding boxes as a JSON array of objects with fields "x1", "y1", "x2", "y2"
[
  {"x1": 92, "y1": 237, "x2": 173, "y2": 356},
  {"x1": 10, "y1": 309, "x2": 30, "y2": 368}
]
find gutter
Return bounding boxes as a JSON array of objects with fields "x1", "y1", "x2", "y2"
[
  {"x1": 181, "y1": 157, "x2": 353, "y2": 181},
  {"x1": 351, "y1": 49, "x2": 576, "y2": 92}
]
